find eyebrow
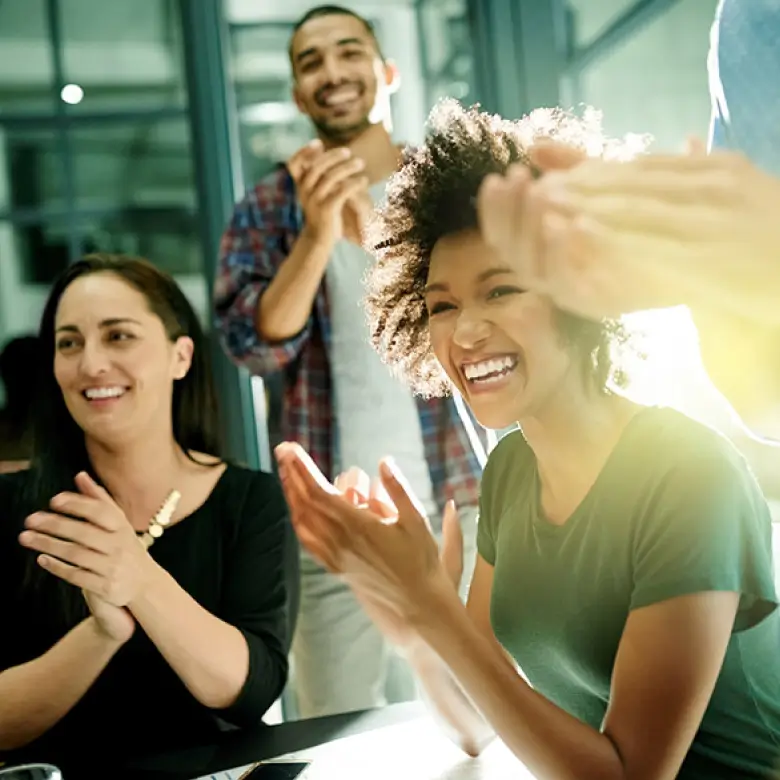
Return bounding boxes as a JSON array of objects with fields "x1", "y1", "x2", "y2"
[
  {"x1": 55, "y1": 317, "x2": 142, "y2": 334},
  {"x1": 423, "y1": 266, "x2": 515, "y2": 294},
  {"x1": 296, "y1": 37, "x2": 367, "y2": 63}
]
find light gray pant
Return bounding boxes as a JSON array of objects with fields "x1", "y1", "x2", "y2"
[{"x1": 288, "y1": 506, "x2": 479, "y2": 719}]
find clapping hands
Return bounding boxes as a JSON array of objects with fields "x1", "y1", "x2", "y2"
[
  {"x1": 276, "y1": 443, "x2": 464, "y2": 647},
  {"x1": 288, "y1": 140, "x2": 371, "y2": 248},
  {"x1": 19, "y1": 471, "x2": 160, "y2": 642},
  {"x1": 478, "y1": 139, "x2": 780, "y2": 325}
]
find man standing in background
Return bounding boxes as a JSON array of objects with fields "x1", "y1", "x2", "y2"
[{"x1": 214, "y1": 5, "x2": 481, "y2": 719}]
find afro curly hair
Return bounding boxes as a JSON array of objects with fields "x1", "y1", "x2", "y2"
[{"x1": 364, "y1": 99, "x2": 646, "y2": 398}]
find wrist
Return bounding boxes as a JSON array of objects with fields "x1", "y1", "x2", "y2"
[
  {"x1": 128, "y1": 557, "x2": 168, "y2": 612},
  {"x1": 300, "y1": 224, "x2": 334, "y2": 255},
  {"x1": 84, "y1": 616, "x2": 129, "y2": 650},
  {"x1": 406, "y1": 569, "x2": 462, "y2": 632},
  {"x1": 401, "y1": 636, "x2": 439, "y2": 668}
]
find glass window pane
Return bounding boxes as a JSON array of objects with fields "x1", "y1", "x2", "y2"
[
  {"x1": 237, "y1": 120, "x2": 311, "y2": 188},
  {"x1": 230, "y1": 22, "x2": 313, "y2": 185},
  {"x1": 61, "y1": 0, "x2": 186, "y2": 113},
  {"x1": 77, "y1": 208, "x2": 203, "y2": 276},
  {"x1": 0, "y1": 218, "x2": 72, "y2": 289},
  {"x1": 0, "y1": 216, "x2": 204, "y2": 313},
  {"x1": 568, "y1": 0, "x2": 640, "y2": 48},
  {"x1": 0, "y1": 0, "x2": 55, "y2": 115},
  {"x1": 0, "y1": 127, "x2": 67, "y2": 214},
  {"x1": 575, "y1": 0, "x2": 718, "y2": 150},
  {"x1": 419, "y1": 0, "x2": 474, "y2": 110},
  {"x1": 70, "y1": 117, "x2": 196, "y2": 211},
  {"x1": 74, "y1": 221, "x2": 209, "y2": 327},
  {"x1": 231, "y1": 23, "x2": 293, "y2": 86}
]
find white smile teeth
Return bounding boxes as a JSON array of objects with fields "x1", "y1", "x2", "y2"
[
  {"x1": 324, "y1": 89, "x2": 359, "y2": 106},
  {"x1": 84, "y1": 387, "x2": 126, "y2": 400},
  {"x1": 463, "y1": 356, "x2": 517, "y2": 383}
]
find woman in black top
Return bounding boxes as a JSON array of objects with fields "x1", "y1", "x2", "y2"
[{"x1": 0, "y1": 255, "x2": 296, "y2": 765}]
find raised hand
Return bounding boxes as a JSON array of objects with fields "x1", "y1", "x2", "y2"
[
  {"x1": 479, "y1": 138, "x2": 780, "y2": 325},
  {"x1": 332, "y1": 468, "x2": 465, "y2": 649},
  {"x1": 19, "y1": 471, "x2": 160, "y2": 609},
  {"x1": 276, "y1": 443, "x2": 455, "y2": 634},
  {"x1": 288, "y1": 140, "x2": 370, "y2": 249},
  {"x1": 477, "y1": 139, "x2": 673, "y2": 319},
  {"x1": 478, "y1": 138, "x2": 684, "y2": 320},
  {"x1": 477, "y1": 140, "x2": 588, "y2": 297}
]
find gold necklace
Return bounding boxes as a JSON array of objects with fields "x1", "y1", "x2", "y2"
[{"x1": 138, "y1": 489, "x2": 182, "y2": 549}]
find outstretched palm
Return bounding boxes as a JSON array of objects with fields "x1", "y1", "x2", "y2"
[
  {"x1": 344, "y1": 482, "x2": 464, "y2": 650},
  {"x1": 277, "y1": 445, "x2": 465, "y2": 650}
]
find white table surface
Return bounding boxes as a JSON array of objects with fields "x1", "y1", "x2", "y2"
[{"x1": 199, "y1": 717, "x2": 534, "y2": 780}]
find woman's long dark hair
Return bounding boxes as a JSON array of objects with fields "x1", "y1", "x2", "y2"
[{"x1": 23, "y1": 254, "x2": 223, "y2": 626}]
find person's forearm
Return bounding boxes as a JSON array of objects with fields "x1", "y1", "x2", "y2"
[
  {"x1": 413, "y1": 585, "x2": 624, "y2": 780},
  {"x1": 257, "y1": 228, "x2": 331, "y2": 342},
  {"x1": 404, "y1": 641, "x2": 495, "y2": 756},
  {"x1": 0, "y1": 618, "x2": 125, "y2": 750},
  {"x1": 129, "y1": 564, "x2": 250, "y2": 710}
]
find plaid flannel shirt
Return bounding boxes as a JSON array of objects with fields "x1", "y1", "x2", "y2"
[{"x1": 214, "y1": 164, "x2": 482, "y2": 512}]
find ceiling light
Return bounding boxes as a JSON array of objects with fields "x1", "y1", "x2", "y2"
[{"x1": 60, "y1": 84, "x2": 84, "y2": 105}]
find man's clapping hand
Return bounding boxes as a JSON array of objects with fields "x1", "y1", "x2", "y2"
[{"x1": 288, "y1": 139, "x2": 371, "y2": 248}]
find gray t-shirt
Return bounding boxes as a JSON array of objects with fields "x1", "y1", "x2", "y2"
[{"x1": 325, "y1": 180, "x2": 436, "y2": 516}]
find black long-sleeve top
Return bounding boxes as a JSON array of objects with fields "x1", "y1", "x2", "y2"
[{"x1": 0, "y1": 464, "x2": 298, "y2": 765}]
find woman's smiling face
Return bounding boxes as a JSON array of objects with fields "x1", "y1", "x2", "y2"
[
  {"x1": 52, "y1": 271, "x2": 193, "y2": 447},
  {"x1": 425, "y1": 228, "x2": 575, "y2": 430}
]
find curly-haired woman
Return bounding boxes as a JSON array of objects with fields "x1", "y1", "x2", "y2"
[{"x1": 276, "y1": 101, "x2": 780, "y2": 780}]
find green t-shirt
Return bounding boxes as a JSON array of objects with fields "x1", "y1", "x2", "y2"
[{"x1": 478, "y1": 406, "x2": 780, "y2": 779}]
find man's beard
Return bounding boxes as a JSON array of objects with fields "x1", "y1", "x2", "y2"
[{"x1": 313, "y1": 112, "x2": 373, "y2": 144}]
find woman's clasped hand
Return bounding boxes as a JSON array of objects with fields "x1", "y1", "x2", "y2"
[{"x1": 22, "y1": 472, "x2": 153, "y2": 606}]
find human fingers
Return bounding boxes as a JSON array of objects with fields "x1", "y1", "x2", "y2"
[
  {"x1": 49, "y1": 489, "x2": 122, "y2": 532},
  {"x1": 311, "y1": 158, "x2": 367, "y2": 203},
  {"x1": 377, "y1": 457, "x2": 430, "y2": 531},
  {"x1": 440, "y1": 500, "x2": 464, "y2": 589},
  {"x1": 287, "y1": 139, "x2": 324, "y2": 180},
  {"x1": 23, "y1": 511, "x2": 113, "y2": 553},
  {"x1": 335, "y1": 466, "x2": 371, "y2": 500},
  {"x1": 19, "y1": 528, "x2": 109, "y2": 574},
  {"x1": 34, "y1": 555, "x2": 111, "y2": 600},
  {"x1": 369, "y1": 476, "x2": 396, "y2": 517},
  {"x1": 478, "y1": 167, "x2": 531, "y2": 266},
  {"x1": 298, "y1": 148, "x2": 354, "y2": 196},
  {"x1": 329, "y1": 173, "x2": 371, "y2": 211},
  {"x1": 278, "y1": 457, "x2": 344, "y2": 571},
  {"x1": 540, "y1": 212, "x2": 692, "y2": 316},
  {"x1": 538, "y1": 181, "x2": 723, "y2": 240},
  {"x1": 275, "y1": 442, "x2": 339, "y2": 494},
  {"x1": 528, "y1": 139, "x2": 587, "y2": 172}
]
